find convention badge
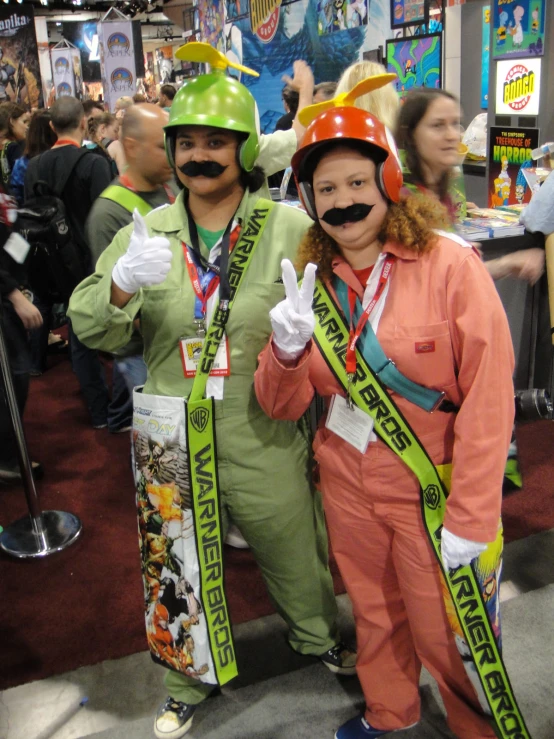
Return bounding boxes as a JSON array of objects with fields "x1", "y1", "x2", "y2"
[
  {"x1": 3, "y1": 232, "x2": 31, "y2": 264},
  {"x1": 179, "y1": 335, "x2": 230, "y2": 378},
  {"x1": 325, "y1": 394, "x2": 374, "y2": 454}
]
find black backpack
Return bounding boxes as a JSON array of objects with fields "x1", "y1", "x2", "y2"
[{"x1": 18, "y1": 149, "x2": 91, "y2": 302}]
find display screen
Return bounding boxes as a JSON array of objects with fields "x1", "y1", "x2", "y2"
[{"x1": 386, "y1": 33, "x2": 442, "y2": 97}]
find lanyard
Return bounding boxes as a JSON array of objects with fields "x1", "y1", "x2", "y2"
[
  {"x1": 184, "y1": 199, "x2": 236, "y2": 306},
  {"x1": 345, "y1": 255, "x2": 394, "y2": 376},
  {"x1": 182, "y1": 246, "x2": 220, "y2": 322},
  {"x1": 53, "y1": 139, "x2": 81, "y2": 148},
  {"x1": 119, "y1": 173, "x2": 176, "y2": 204}
]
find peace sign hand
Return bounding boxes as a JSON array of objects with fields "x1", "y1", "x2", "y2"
[{"x1": 270, "y1": 259, "x2": 317, "y2": 360}]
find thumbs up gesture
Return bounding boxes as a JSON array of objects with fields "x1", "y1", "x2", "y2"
[
  {"x1": 270, "y1": 259, "x2": 317, "y2": 360},
  {"x1": 112, "y1": 210, "x2": 173, "y2": 295}
]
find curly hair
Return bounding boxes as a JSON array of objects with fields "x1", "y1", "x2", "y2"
[{"x1": 296, "y1": 193, "x2": 451, "y2": 281}]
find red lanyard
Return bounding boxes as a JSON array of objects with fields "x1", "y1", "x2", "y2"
[
  {"x1": 119, "y1": 173, "x2": 176, "y2": 204},
  {"x1": 181, "y1": 223, "x2": 241, "y2": 318},
  {"x1": 345, "y1": 256, "x2": 394, "y2": 375},
  {"x1": 53, "y1": 139, "x2": 81, "y2": 148},
  {"x1": 182, "y1": 247, "x2": 220, "y2": 317}
]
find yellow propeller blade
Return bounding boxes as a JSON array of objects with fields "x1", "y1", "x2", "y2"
[
  {"x1": 298, "y1": 73, "x2": 397, "y2": 127},
  {"x1": 175, "y1": 41, "x2": 259, "y2": 78}
]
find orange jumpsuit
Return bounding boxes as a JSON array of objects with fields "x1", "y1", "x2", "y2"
[{"x1": 254, "y1": 234, "x2": 515, "y2": 738}]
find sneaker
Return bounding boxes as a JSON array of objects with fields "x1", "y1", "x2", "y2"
[
  {"x1": 0, "y1": 461, "x2": 44, "y2": 483},
  {"x1": 224, "y1": 523, "x2": 249, "y2": 549},
  {"x1": 320, "y1": 642, "x2": 357, "y2": 676},
  {"x1": 154, "y1": 698, "x2": 197, "y2": 739},
  {"x1": 335, "y1": 715, "x2": 418, "y2": 738}
]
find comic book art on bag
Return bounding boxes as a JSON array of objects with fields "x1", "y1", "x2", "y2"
[
  {"x1": 132, "y1": 388, "x2": 217, "y2": 685},
  {"x1": 440, "y1": 524, "x2": 504, "y2": 715}
]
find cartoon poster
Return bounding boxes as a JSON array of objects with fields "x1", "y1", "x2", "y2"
[
  {"x1": 487, "y1": 126, "x2": 539, "y2": 208},
  {"x1": 156, "y1": 45, "x2": 174, "y2": 84},
  {"x1": 317, "y1": 0, "x2": 368, "y2": 35},
  {"x1": 492, "y1": 0, "x2": 545, "y2": 59},
  {"x1": 97, "y1": 19, "x2": 136, "y2": 111},
  {"x1": 390, "y1": 0, "x2": 425, "y2": 28},
  {"x1": 386, "y1": 33, "x2": 442, "y2": 98},
  {"x1": 0, "y1": 4, "x2": 42, "y2": 107},
  {"x1": 482, "y1": 6, "x2": 490, "y2": 109},
  {"x1": 196, "y1": 0, "x2": 388, "y2": 133}
]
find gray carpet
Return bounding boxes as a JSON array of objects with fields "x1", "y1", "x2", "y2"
[{"x1": 85, "y1": 583, "x2": 554, "y2": 739}]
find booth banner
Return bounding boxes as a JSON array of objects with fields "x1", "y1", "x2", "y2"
[
  {"x1": 0, "y1": 4, "x2": 42, "y2": 107},
  {"x1": 71, "y1": 48, "x2": 83, "y2": 99},
  {"x1": 495, "y1": 57, "x2": 541, "y2": 116},
  {"x1": 481, "y1": 6, "x2": 489, "y2": 109},
  {"x1": 487, "y1": 126, "x2": 539, "y2": 208},
  {"x1": 98, "y1": 19, "x2": 136, "y2": 111},
  {"x1": 51, "y1": 48, "x2": 75, "y2": 98},
  {"x1": 492, "y1": 0, "x2": 545, "y2": 60}
]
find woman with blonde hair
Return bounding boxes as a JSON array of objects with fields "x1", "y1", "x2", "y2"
[{"x1": 335, "y1": 60, "x2": 399, "y2": 130}]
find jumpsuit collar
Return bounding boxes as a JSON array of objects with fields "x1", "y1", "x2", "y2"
[{"x1": 330, "y1": 240, "x2": 419, "y2": 300}]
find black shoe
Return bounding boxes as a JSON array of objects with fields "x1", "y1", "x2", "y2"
[
  {"x1": 320, "y1": 642, "x2": 357, "y2": 676},
  {"x1": 0, "y1": 461, "x2": 44, "y2": 484},
  {"x1": 154, "y1": 698, "x2": 197, "y2": 739}
]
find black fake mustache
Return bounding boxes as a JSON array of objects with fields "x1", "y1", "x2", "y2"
[
  {"x1": 321, "y1": 203, "x2": 374, "y2": 226},
  {"x1": 179, "y1": 161, "x2": 228, "y2": 178}
]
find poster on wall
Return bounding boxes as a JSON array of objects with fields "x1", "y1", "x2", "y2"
[
  {"x1": 495, "y1": 57, "x2": 541, "y2": 116},
  {"x1": 156, "y1": 45, "x2": 174, "y2": 84},
  {"x1": 390, "y1": 0, "x2": 425, "y2": 28},
  {"x1": 487, "y1": 126, "x2": 539, "y2": 207},
  {"x1": 200, "y1": 0, "x2": 372, "y2": 133},
  {"x1": 386, "y1": 33, "x2": 442, "y2": 97},
  {"x1": 98, "y1": 13, "x2": 137, "y2": 111},
  {"x1": 0, "y1": 4, "x2": 42, "y2": 107},
  {"x1": 317, "y1": 0, "x2": 368, "y2": 35},
  {"x1": 492, "y1": 0, "x2": 545, "y2": 59},
  {"x1": 481, "y1": 6, "x2": 490, "y2": 109}
]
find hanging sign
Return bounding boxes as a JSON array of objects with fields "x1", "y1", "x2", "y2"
[
  {"x1": 98, "y1": 17, "x2": 136, "y2": 111},
  {"x1": 51, "y1": 48, "x2": 74, "y2": 98},
  {"x1": 495, "y1": 57, "x2": 541, "y2": 116}
]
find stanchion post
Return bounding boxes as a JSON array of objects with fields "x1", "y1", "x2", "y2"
[{"x1": 0, "y1": 302, "x2": 82, "y2": 558}]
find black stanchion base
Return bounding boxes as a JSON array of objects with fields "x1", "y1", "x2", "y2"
[{"x1": 0, "y1": 510, "x2": 82, "y2": 559}]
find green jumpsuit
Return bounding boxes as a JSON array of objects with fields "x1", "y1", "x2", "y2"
[{"x1": 68, "y1": 188, "x2": 340, "y2": 704}]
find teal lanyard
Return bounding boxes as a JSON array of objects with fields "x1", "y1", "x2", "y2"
[{"x1": 334, "y1": 276, "x2": 445, "y2": 412}]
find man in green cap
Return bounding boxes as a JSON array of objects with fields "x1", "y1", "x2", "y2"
[{"x1": 68, "y1": 52, "x2": 355, "y2": 739}]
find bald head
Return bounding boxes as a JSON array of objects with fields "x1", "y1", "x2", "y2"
[
  {"x1": 121, "y1": 103, "x2": 169, "y2": 143},
  {"x1": 120, "y1": 103, "x2": 173, "y2": 187}
]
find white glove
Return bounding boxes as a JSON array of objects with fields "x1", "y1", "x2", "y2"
[
  {"x1": 112, "y1": 209, "x2": 173, "y2": 294},
  {"x1": 270, "y1": 259, "x2": 317, "y2": 360},
  {"x1": 441, "y1": 527, "x2": 488, "y2": 570}
]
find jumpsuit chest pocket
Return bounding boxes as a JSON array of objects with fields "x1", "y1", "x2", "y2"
[
  {"x1": 391, "y1": 321, "x2": 457, "y2": 391},
  {"x1": 140, "y1": 287, "x2": 192, "y2": 347},
  {"x1": 236, "y1": 282, "x2": 287, "y2": 342}
]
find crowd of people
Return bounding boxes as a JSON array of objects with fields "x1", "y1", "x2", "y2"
[{"x1": 0, "y1": 50, "x2": 549, "y2": 739}]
